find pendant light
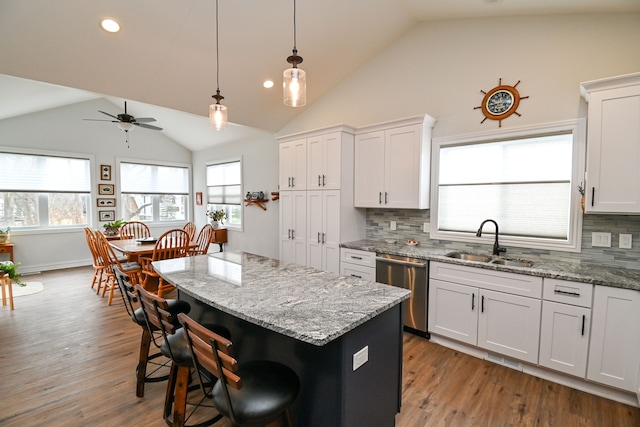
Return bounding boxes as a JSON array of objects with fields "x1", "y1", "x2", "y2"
[
  {"x1": 283, "y1": 0, "x2": 306, "y2": 107},
  {"x1": 209, "y1": 0, "x2": 227, "y2": 131}
]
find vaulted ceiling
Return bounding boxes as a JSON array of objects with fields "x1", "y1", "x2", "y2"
[{"x1": 1, "y1": 0, "x2": 638, "y2": 151}]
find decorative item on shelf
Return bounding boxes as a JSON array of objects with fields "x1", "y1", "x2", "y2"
[
  {"x1": 244, "y1": 192, "x2": 269, "y2": 210},
  {"x1": 103, "y1": 219, "x2": 126, "y2": 237},
  {"x1": 271, "y1": 191, "x2": 279, "y2": 201},
  {"x1": 474, "y1": 78, "x2": 529, "y2": 127},
  {"x1": 0, "y1": 227, "x2": 10, "y2": 244},
  {"x1": 0, "y1": 260, "x2": 23, "y2": 285},
  {"x1": 283, "y1": 0, "x2": 306, "y2": 107},
  {"x1": 207, "y1": 209, "x2": 226, "y2": 228},
  {"x1": 578, "y1": 181, "x2": 586, "y2": 213},
  {"x1": 209, "y1": 0, "x2": 228, "y2": 131}
]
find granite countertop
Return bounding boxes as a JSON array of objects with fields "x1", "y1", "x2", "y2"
[
  {"x1": 341, "y1": 240, "x2": 640, "y2": 292},
  {"x1": 152, "y1": 251, "x2": 411, "y2": 346}
]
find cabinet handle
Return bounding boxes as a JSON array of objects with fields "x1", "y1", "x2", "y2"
[
  {"x1": 351, "y1": 274, "x2": 362, "y2": 279},
  {"x1": 385, "y1": 192, "x2": 388, "y2": 204},
  {"x1": 471, "y1": 293, "x2": 475, "y2": 311},
  {"x1": 291, "y1": 177, "x2": 295, "y2": 188},
  {"x1": 291, "y1": 229, "x2": 295, "y2": 239},
  {"x1": 317, "y1": 232, "x2": 321, "y2": 244},
  {"x1": 322, "y1": 232, "x2": 326, "y2": 244},
  {"x1": 379, "y1": 192, "x2": 382, "y2": 204},
  {"x1": 554, "y1": 289, "x2": 580, "y2": 297},
  {"x1": 350, "y1": 256, "x2": 362, "y2": 260},
  {"x1": 318, "y1": 175, "x2": 321, "y2": 186},
  {"x1": 591, "y1": 187, "x2": 595, "y2": 207},
  {"x1": 581, "y1": 315, "x2": 586, "y2": 336},
  {"x1": 322, "y1": 174, "x2": 326, "y2": 186},
  {"x1": 481, "y1": 295, "x2": 485, "y2": 313}
]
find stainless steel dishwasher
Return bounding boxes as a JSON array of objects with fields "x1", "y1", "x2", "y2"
[{"x1": 376, "y1": 254, "x2": 429, "y2": 338}]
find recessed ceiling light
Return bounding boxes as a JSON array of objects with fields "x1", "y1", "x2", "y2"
[
  {"x1": 101, "y1": 18, "x2": 121, "y2": 33},
  {"x1": 263, "y1": 80, "x2": 274, "y2": 89}
]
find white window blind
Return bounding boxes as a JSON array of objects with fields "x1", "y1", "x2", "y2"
[
  {"x1": 0, "y1": 152, "x2": 90, "y2": 192},
  {"x1": 438, "y1": 133, "x2": 573, "y2": 239},
  {"x1": 206, "y1": 161, "x2": 242, "y2": 205},
  {"x1": 120, "y1": 162, "x2": 189, "y2": 195}
]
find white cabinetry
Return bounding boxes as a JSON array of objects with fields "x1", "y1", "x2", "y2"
[
  {"x1": 429, "y1": 262, "x2": 542, "y2": 364},
  {"x1": 587, "y1": 285, "x2": 640, "y2": 393},
  {"x1": 339, "y1": 248, "x2": 376, "y2": 281},
  {"x1": 539, "y1": 279, "x2": 593, "y2": 377},
  {"x1": 278, "y1": 126, "x2": 365, "y2": 270},
  {"x1": 354, "y1": 114, "x2": 436, "y2": 209},
  {"x1": 581, "y1": 72, "x2": 640, "y2": 213}
]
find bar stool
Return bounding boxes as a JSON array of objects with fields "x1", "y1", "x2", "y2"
[
  {"x1": 135, "y1": 284, "x2": 231, "y2": 427},
  {"x1": 178, "y1": 313, "x2": 300, "y2": 427},
  {"x1": 113, "y1": 265, "x2": 190, "y2": 398}
]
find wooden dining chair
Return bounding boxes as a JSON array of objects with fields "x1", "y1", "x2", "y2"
[
  {"x1": 84, "y1": 227, "x2": 107, "y2": 292},
  {"x1": 140, "y1": 229, "x2": 190, "y2": 297},
  {"x1": 188, "y1": 224, "x2": 214, "y2": 256},
  {"x1": 182, "y1": 221, "x2": 196, "y2": 241},
  {"x1": 178, "y1": 313, "x2": 300, "y2": 427},
  {"x1": 120, "y1": 221, "x2": 151, "y2": 240},
  {"x1": 94, "y1": 231, "x2": 143, "y2": 305}
]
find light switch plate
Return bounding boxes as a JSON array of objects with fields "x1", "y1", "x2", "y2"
[
  {"x1": 423, "y1": 222, "x2": 430, "y2": 233},
  {"x1": 592, "y1": 232, "x2": 611, "y2": 248},
  {"x1": 390, "y1": 221, "x2": 396, "y2": 231},
  {"x1": 353, "y1": 346, "x2": 369, "y2": 371}
]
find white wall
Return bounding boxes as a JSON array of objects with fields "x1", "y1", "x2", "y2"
[
  {"x1": 0, "y1": 98, "x2": 192, "y2": 273},
  {"x1": 192, "y1": 133, "x2": 280, "y2": 258}
]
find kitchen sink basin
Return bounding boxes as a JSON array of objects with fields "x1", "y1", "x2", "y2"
[
  {"x1": 490, "y1": 258, "x2": 534, "y2": 268},
  {"x1": 445, "y1": 252, "x2": 492, "y2": 263}
]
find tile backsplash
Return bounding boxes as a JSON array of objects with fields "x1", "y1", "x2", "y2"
[{"x1": 366, "y1": 209, "x2": 640, "y2": 270}]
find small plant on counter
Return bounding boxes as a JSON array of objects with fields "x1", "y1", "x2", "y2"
[
  {"x1": 0, "y1": 260, "x2": 24, "y2": 286},
  {"x1": 207, "y1": 209, "x2": 226, "y2": 224}
]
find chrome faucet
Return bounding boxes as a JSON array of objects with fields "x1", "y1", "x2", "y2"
[{"x1": 476, "y1": 219, "x2": 506, "y2": 256}]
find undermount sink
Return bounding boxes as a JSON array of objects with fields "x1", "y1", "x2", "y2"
[
  {"x1": 445, "y1": 252, "x2": 493, "y2": 263},
  {"x1": 445, "y1": 252, "x2": 534, "y2": 268}
]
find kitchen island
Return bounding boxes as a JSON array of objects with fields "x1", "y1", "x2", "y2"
[{"x1": 152, "y1": 251, "x2": 411, "y2": 427}]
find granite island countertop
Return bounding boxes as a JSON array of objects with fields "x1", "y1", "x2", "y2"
[
  {"x1": 152, "y1": 251, "x2": 411, "y2": 346},
  {"x1": 341, "y1": 239, "x2": 640, "y2": 292}
]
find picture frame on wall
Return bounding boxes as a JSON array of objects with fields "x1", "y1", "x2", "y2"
[
  {"x1": 97, "y1": 198, "x2": 116, "y2": 207},
  {"x1": 100, "y1": 164, "x2": 112, "y2": 181},
  {"x1": 99, "y1": 210, "x2": 115, "y2": 221},
  {"x1": 98, "y1": 184, "x2": 115, "y2": 195},
  {"x1": 196, "y1": 192, "x2": 203, "y2": 205}
]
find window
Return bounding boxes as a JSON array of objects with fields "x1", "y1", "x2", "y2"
[
  {"x1": 206, "y1": 160, "x2": 242, "y2": 229},
  {"x1": 119, "y1": 161, "x2": 190, "y2": 223},
  {"x1": 0, "y1": 151, "x2": 91, "y2": 230},
  {"x1": 431, "y1": 120, "x2": 586, "y2": 252}
]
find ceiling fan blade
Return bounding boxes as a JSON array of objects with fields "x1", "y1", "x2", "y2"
[
  {"x1": 135, "y1": 123, "x2": 163, "y2": 131},
  {"x1": 98, "y1": 110, "x2": 120, "y2": 120},
  {"x1": 83, "y1": 118, "x2": 118, "y2": 122},
  {"x1": 133, "y1": 117, "x2": 157, "y2": 123}
]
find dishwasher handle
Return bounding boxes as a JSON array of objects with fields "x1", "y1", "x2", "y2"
[{"x1": 376, "y1": 257, "x2": 427, "y2": 268}]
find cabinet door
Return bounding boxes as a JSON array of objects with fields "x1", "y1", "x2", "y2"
[
  {"x1": 428, "y1": 278, "x2": 478, "y2": 346},
  {"x1": 539, "y1": 301, "x2": 590, "y2": 377},
  {"x1": 477, "y1": 289, "x2": 541, "y2": 364},
  {"x1": 306, "y1": 191, "x2": 324, "y2": 270},
  {"x1": 279, "y1": 191, "x2": 307, "y2": 265},
  {"x1": 587, "y1": 286, "x2": 640, "y2": 392},
  {"x1": 586, "y1": 85, "x2": 640, "y2": 213},
  {"x1": 306, "y1": 190, "x2": 341, "y2": 273},
  {"x1": 384, "y1": 124, "x2": 422, "y2": 208},
  {"x1": 279, "y1": 139, "x2": 307, "y2": 190},
  {"x1": 307, "y1": 132, "x2": 342, "y2": 190},
  {"x1": 354, "y1": 131, "x2": 385, "y2": 207}
]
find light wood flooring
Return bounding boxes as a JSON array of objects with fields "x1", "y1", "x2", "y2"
[{"x1": 1, "y1": 266, "x2": 639, "y2": 426}]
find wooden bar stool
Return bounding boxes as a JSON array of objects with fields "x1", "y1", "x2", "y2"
[{"x1": 1, "y1": 273, "x2": 14, "y2": 310}]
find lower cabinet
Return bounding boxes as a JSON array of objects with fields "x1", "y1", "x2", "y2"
[
  {"x1": 339, "y1": 248, "x2": 376, "y2": 281},
  {"x1": 587, "y1": 285, "x2": 640, "y2": 393},
  {"x1": 279, "y1": 191, "x2": 307, "y2": 266}
]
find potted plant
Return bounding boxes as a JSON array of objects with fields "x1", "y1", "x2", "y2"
[
  {"x1": 0, "y1": 226, "x2": 10, "y2": 244},
  {"x1": 207, "y1": 210, "x2": 226, "y2": 228},
  {"x1": 0, "y1": 260, "x2": 23, "y2": 286},
  {"x1": 103, "y1": 219, "x2": 127, "y2": 237}
]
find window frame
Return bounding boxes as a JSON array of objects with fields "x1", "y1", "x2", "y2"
[
  {"x1": 430, "y1": 119, "x2": 586, "y2": 253},
  {"x1": 206, "y1": 158, "x2": 243, "y2": 231},
  {"x1": 117, "y1": 158, "x2": 191, "y2": 225},
  {"x1": 0, "y1": 146, "x2": 94, "y2": 234}
]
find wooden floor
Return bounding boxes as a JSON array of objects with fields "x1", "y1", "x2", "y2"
[{"x1": 1, "y1": 266, "x2": 639, "y2": 427}]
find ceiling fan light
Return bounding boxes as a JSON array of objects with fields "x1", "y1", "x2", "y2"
[
  {"x1": 209, "y1": 102, "x2": 228, "y2": 131},
  {"x1": 117, "y1": 122, "x2": 134, "y2": 131},
  {"x1": 283, "y1": 66, "x2": 306, "y2": 107}
]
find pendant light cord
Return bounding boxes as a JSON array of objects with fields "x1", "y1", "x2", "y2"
[
  {"x1": 292, "y1": 0, "x2": 297, "y2": 51},
  {"x1": 216, "y1": 0, "x2": 220, "y2": 92}
]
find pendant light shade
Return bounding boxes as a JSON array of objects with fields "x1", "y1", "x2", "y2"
[
  {"x1": 283, "y1": 0, "x2": 306, "y2": 107},
  {"x1": 209, "y1": 0, "x2": 228, "y2": 130}
]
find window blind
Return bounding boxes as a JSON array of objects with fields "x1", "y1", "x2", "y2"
[
  {"x1": 0, "y1": 152, "x2": 90, "y2": 192},
  {"x1": 120, "y1": 162, "x2": 189, "y2": 195}
]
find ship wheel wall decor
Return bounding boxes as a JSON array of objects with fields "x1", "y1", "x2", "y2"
[{"x1": 474, "y1": 78, "x2": 529, "y2": 127}]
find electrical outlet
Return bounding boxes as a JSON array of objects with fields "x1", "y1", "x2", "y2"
[
  {"x1": 423, "y1": 222, "x2": 430, "y2": 233},
  {"x1": 592, "y1": 232, "x2": 611, "y2": 248},
  {"x1": 620, "y1": 233, "x2": 632, "y2": 249},
  {"x1": 353, "y1": 346, "x2": 369, "y2": 371},
  {"x1": 390, "y1": 221, "x2": 396, "y2": 231}
]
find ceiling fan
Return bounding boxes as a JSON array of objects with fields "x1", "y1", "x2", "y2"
[{"x1": 84, "y1": 101, "x2": 162, "y2": 146}]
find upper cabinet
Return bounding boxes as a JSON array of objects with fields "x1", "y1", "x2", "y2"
[
  {"x1": 354, "y1": 114, "x2": 436, "y2": 209},
  {"x1": 581, "y1": 72, "x2": 640, "y2": 214},
  {"x1": 279, "y1": 138, "x2": 307, "y2": 191},
  {"x1": 307, "y1": 132, "x2": 348, "y2": 190}
]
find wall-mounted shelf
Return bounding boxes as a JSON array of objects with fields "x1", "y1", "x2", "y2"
[{"x1": 244, "y1": 199, "x2": 269, "y2": 211}]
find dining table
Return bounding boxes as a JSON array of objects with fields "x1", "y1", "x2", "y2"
[{"x1": 108, "y1": 238, "x2": 198, "y2": 263}]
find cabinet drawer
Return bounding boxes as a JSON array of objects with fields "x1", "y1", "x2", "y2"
[
  {"x1": 340, "y1": 263, "x2": 376, "y2": 282},
  {"x1": 543, "y1": 279, "x2": 593, "y2": 308},
  {"x1": 340, "y1": 248, "x2": 376, "y2": 268},
  {"x1": 430, "y1": 261, "x2": 542, "y2": 298}
]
